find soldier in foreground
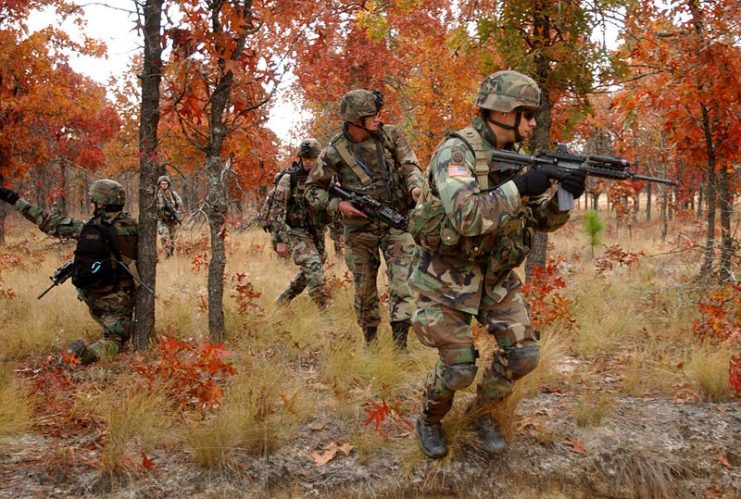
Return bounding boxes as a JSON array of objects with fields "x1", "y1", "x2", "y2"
[
  {"x1": 156, "y1": 175, "x2": 183, "y2": 257},
  {"x1": 408, "y1": 71, "x2": 586, "y2": 458},
  {"x1": 269, "y1": 138, "x2": 329, "y2": 309},
  {"x1": 0, "y1": 180, "x2": 138, "y2": 364},
  {"x1": 305, "y1": 89, "x2": 424, "y2": 350}
]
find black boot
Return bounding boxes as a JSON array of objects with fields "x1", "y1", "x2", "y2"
[
  {"x1": 416, "y1": 415, "x2": 448, "y2": 459},
  {"x1": 62, "y1": 339, "x2": 98, "y2": 365},
  {"x1": 390, "y1": 320, "x2": 410, "y2": 352},
  {"x1": 473, "y1": 414, "x2": 506, "y2": 455},
  {"x1": 363, "y1": 326, "x2": 378, "y2": 345}
]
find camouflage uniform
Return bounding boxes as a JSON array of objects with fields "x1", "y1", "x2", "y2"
[
  {"x1": 156, "y1": 175, "x2": 182, "y2": 256},
  {"x1": 0, "y1": 180, "x2": 137, "y2": 364},
  {"x1": 409, "y1": 71, "x2": 580, "y2": 458},
  {"x1": 269, "y1": 140, "x2": 329, "y2": 308},
  {"x1": 305, "y1": 89, "x2": 424, "y2": 347}
]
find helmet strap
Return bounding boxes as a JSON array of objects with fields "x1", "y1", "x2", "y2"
[{"x1": 486, "y1": 110, "x2": 524, "y2": 143}]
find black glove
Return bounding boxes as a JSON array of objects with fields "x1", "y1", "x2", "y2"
[
  {"x1": 0, "y1": 187, "x2": 19, "y2": 205},
  {"x1": 512, "y1": 169, "x2": 552, "y2": 197},
  {"x1": 560, "y1": 170, "x2": 587, "y2": 199}
]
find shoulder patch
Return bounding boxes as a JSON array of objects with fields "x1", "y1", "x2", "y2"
[
  {"x1": 451, "y1": 149, "x2": 465, "y2": 164},
  {"x1": 447, "y1": 164, "x2": 470, "y2": 177}
]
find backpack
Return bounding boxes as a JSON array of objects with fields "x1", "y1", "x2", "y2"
[
  {"x1": 257, "y1": 164, "x2": 300, "y2": 230},
  {"x1": 72, "y1": 218, "x2": 122, "y2": 289}
]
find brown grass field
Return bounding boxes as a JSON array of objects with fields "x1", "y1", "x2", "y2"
[{"x1": 0, "y1": 207, "x2": 738, "y2": 497}]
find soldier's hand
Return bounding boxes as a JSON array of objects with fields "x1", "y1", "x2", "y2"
[
  {"x1": 338, "y1": 200, "x2": 367, "y2": 219},
  {"x1": 560, "y1": 170, "x2": 587, "y2": 199},
  {"x1": 512, "y1": 170, "x2": 552, "y2": 198},
  {"x1": 276, "y1": 242, "x2": 289, "y2": 259},
  {"x1": 0, "y1": 187, "x2": 19, "y2": 205},
  {"x1": 411, "y1": 187, "x2": 422, "y2": 203}
]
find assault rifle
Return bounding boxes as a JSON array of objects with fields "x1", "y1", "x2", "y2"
[
  {"x1": 164, "y1": 202, "x2": 182, "y2": 224},
  {"x1": 490, "y1": 144, "x2": 678, "y2": 211},
  {"x1": 37, "y1": 260, "x2": 74, "y2": 300},
  {"x1": 329, "y1": 184, "x2": 408, "y2": 231}
]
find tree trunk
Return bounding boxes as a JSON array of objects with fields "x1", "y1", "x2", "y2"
[
  {"x1": 718, "y1": 163, "x2": 733, "y2": 282},
  {"x1": 697, "y1": 178, "x2": 704, "y2": 217},
  {"x1": 205, "y1": 156, "x2": 227, "y2": 342},
  {"x1": 698, "y1": 104, "x2": 716, "y2": 279},
  {"x1": 133, "y1": 0, "x2": 164, "y2": 352},
  {"x1": 646, "y1": 182, "x2": 652, "y2": 220}
]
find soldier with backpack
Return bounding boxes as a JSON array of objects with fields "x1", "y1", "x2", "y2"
[
  {"x1": 0, "y1": 180, "x2": 139, "y2": 365},
  {"x1": 267, "y1": 138, "x2": 329, "y2": 309}
]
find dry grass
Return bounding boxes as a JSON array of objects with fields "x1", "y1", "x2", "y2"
[
  {"x1": 685, "y1": 345, "x2": 735, "y2": 402},
  {"x1": 570, "y1": 390, "x2": 612, "y2": 427},
  {"x1": 0, "y1": 363, "x2": 32, "y2": 436}
]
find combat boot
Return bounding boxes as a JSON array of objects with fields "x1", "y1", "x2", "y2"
[
  {"x1": 363, "y1": 326, "x2": 378, "y2": 345},
  {"x1": 390, "y1": 320, "x2": 410, "y2": 352},
  {"x1": 63, "y1": 339, "x2": 99, "y2": 365},
  {"x1": 416, "y1": 415, "x2": 448, "y2": 459},
  {"x1": 472, "y1": 413, "x2": 506, "y2": 455}
]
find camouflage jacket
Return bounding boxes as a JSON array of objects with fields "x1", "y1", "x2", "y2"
[
  {"x1": 304, "y1": 124, "x2": 424, "y2": 229},
  {"x1": 268, "y1": 164, "x2": 325, "y2": 244},
  {"x1": 156, "y1": 188, "x2": 182, "y2": 220},
  {"x1": 410, "y1": 117, "x2": 569, "y2": 313},
  {"x1": 12, "y1": 198, "x2": 139, "y2": 287}
]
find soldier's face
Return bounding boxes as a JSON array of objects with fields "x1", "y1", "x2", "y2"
[
  {"x1": 516, "y1": 107, "x2": 537, "y2": 139},
  {"x1": 159, "y1": 181, "x2": 168, "y2": 190},
  {"x1": 361, "y1": 113, "x2": 381, "y2": 131},
  {"x1": 302, "y1": 157, "x2": 317, "y2": 170}
]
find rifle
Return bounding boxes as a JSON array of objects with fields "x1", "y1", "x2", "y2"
[
  {"x1": 163, "y1": 202, "x2": 182, "y2": 224},
  {"x1": 490, "y1": 143, "x2": 679, "y2": 211},
  {"x1": 329, "y1": 184, "x2": 408, "y2": 231},
  {"x1": 37, "y1": 260, "x2": 74, "y2": 300},
  {"x1": 115, "y1": 259, "x2": 156, "y2": 297}
]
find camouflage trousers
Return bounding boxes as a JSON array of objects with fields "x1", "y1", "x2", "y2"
[
  {"x1": 344, "y1": 222, "x2": 415, "y2": 329},
  {"x1": 276, "y1": 230, "x2": 328, "y2": 308},
  {"x1": 158, "y1": 219, "x2": 179, "y2": 256},
  {"x1": 412, "y1": 271, "x2": 537, "y2": 423},
  {"x1": 78, "y1": 284, "x2": 135, "y2": 362}
]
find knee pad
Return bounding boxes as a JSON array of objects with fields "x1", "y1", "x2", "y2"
[
  {"x1": 442, "y1": 363, "x2": 478, "y2": 390},
  {"x1": 506, "y1": 345, "x2": 540, "y2": 377}
]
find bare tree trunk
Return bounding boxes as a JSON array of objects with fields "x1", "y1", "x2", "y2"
[
  {"x1": 646, "y1": 182, "x2": 652, "y2": 220},
  {"x1": 206, "y1": 156, "x2": 227, "y2": 342},
  {"x1": 718, "y1": 163, "x2": 733, "y2": 282},
  {"x1": 698, "y1": 104, "x2": 716, "y2": 279},
  {"x1": 697, "y1": 177, "x2": 704, "y2": 217},
  {"x1": 133, "y1": 0, "x2": 164, "y2": 352}
]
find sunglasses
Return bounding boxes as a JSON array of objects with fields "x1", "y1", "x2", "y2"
[{"x1": 517, "y1": 108, "x2": 537, "y2": 120}]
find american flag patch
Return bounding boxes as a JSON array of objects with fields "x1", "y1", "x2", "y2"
[{"x1": 447, "y1": 164, "x2": 469, "y2": 177}]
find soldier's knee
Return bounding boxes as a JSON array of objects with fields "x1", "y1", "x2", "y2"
[
  {"x1": 442, "y1": 363, "x2": 478, "y2": 390},
  {"x1": 507, "y1": 344, "x2": 540, "y2": 378}
]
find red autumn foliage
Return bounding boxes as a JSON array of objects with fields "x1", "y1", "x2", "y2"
[
  {"x1": 730, "y1": 356, "x2": 741, "y2": 395},
  {"x1": 691, "y1": 284, "x2": 741, "y2": 344},
  {"x1": 521, "y1": 257, "x2": 575, "y2": 329},
  {"x1": 230, "y1": 272, "x2": 264, "y2": 317},
  {"x1": 595, "y1": 245, "x2": 644, "y2": 276},
  {"x1": 362, "y1": 398, "x2": 412, "y2": 436},
  {"x1": 135, "y1": 336, "x2": 237, "y2": 411}
]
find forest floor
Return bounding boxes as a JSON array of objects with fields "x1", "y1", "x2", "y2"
[
  {"x1": 0, "y1": 213, "x2": 739, "y2": 498},
  {"x1": 1, "y1": 353, "x2": 739, "y2": 498}
]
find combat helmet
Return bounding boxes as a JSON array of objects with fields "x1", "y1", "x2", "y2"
[
  {"x1": 298, "y1": 138, "x2": 321, "y2": 159},
  {"x1": 157, "y1": 175, "x2": 171, "y2": 186},
  {"x1": 339, "y1": 89, "x2": 384, "y2": 122},
  {"x1": 476, "y1": 70, "x2": 540, "y2": 112},
  {"x1": 89, "y1": 179, "x2": 126, "y2": 207}
]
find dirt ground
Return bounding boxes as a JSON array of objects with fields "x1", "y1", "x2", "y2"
[{"x1": 2, "y1": 354, "x2": 739, "y2": 499}]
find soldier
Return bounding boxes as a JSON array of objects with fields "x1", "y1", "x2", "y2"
[
  {"x1": 0, "y1": 180, "x2": 139, "y2": 365},
  {"x1": 305, "y1": 89, "x2": 424, "y2": 350},
  {"x1": 408, "y1": 71, "x2": 586, "y2": 458},
  {"x1": 156, "y1": 175, "x2": 183, "y2": 257},
  {"x1": 269, "y1": 138, "x2": 329, "y2": 309}
]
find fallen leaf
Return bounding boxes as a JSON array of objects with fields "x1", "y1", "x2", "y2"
[
  {"x1": 141, "y1": 450, "x2": 155, "y2": 470},
  {"x1": 337, "y1": 442, "x2": 353, "y2": 456},
  {"x1": 718, "y1": 450, "x2": 730, "y2": 468},
  {"x1": 310, "y1": 422, "x2": 325, "y2": 431},
  {"x1": 312, "y1": 444, "x2": 339, "y2": 467},
  {"x1": 564, "y1": 438, "x2": 588, "y2": 455}
]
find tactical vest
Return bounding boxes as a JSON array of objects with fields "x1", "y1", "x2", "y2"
[
  {"x1": 329, "y1": 128, "x2": 413, "y2": 212},
  {"x1": 408, "y1": 126, "x2": 535, "y2": 265}
]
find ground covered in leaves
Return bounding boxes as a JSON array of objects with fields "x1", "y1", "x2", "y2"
[{"x1": 1, "y1": 351, "x2": 739, "y2": 498}]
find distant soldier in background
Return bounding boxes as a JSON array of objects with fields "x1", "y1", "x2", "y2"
[
  {"x1": 305, "y1": 89, "x2": 424, "y2": 351},
  {"x1": 156, "y1": 175, "x2": 183, "y2": 257},
  {"x1": 0, "y1": 180, "x2": 139, "y2": 365},
  {"x1": 268, "y1": 138, "x2": 329, "y2": 309},
  {"x1": 408, "y1": 71, "x2": 585, "y2": 458}
]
